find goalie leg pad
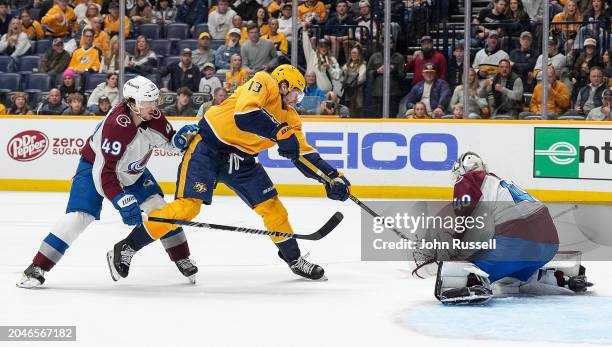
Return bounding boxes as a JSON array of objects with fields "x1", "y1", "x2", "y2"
[{"x1": 435, "y1": 261, "x2": 493, "y2": 305}]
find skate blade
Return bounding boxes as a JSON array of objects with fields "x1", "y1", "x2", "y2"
[
  {"x1": 16, "y1": 277, "x2": 42, "y2": 289},
  {"x1": 440, "y1": 294, "x2": 493, "y2": 305},
  {"x1": 188, "y1": 274, "x2": 196, "y2": 284},
  {"x1": 106, "y1": 250, "x2": 120, "y2": 282}
]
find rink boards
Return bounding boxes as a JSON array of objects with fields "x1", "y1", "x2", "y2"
[{"x1": 1, "y1": 116, "x2": 611, "y2": 202}]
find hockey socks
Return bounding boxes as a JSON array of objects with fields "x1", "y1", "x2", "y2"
[
  {"x1": 276, "y1": 238, "x2": 301, "y2": 263},
  {"x1": 125, "y1": 225, "x2": 155, "y2": 251},
  {"x1": 32, "y1": 233, "x2": 70, "y2": 272},
  {"x1": 160, "y1": 227, "x2": 191, "y2": 261}
]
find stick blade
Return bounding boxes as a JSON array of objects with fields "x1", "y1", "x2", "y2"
[{"x1": 294, "y1": 212, "x2": 344, "y2": 240}]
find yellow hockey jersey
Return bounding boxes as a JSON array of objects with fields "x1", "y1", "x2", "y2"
[{"x1": 203, "y1": 71, "x2": 315, "y2": 155}]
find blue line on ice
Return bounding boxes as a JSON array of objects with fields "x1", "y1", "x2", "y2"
[{"x1": 402, "y1": 296, "x2": 612, "y2": 344}]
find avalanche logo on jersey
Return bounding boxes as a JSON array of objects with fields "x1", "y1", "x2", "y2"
[
  {"x1": 127, "y1": 150, "x2": 153, "y2": 174},
  {"x1": 116, "y1": 114, "x2": 132, "y2": 127}
]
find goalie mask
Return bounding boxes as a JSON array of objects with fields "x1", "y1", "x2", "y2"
[{"x1": 452, "y1": 151, "x2": 487, "y2": 179}]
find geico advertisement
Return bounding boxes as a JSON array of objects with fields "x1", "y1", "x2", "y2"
[{"x1": 3, "y1": 117, "x2": 612, "y2": 192}]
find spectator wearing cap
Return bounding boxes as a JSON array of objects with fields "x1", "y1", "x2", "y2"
[
  {"x1": 227, "y1": 15, "x2": 248, "y2": 44},
  {"x1": 94, "y1": 96, "x2": 112, "y2": 116},
  {"x1": 509, "y1": 31, "x2": 537, "y2": 91},
  {"x1": 567, "y1": 66, "x2": 607, "y2": 117},
  {"x1": 586, "y1": 88, "x2": 612, "y2": 121},
  {"x1": 208, "y1": 0, "x2": 236, "y2": 40},
  {"x1": 192, "y1": 32, "x2": 215, "y2": 70},
  {"x1": 104, "y1": 2, "x2": 130, "y2": 38},
  {"x1": 366, "y1": 36, "x2": 405, "y2": 116},
  {"x1": 20, "y1": 9, "x2": 45, "y2": 41},
  {"x1": 478, "y1": 58, "x2": 524, "y2": 117},
  {"x1": 405, "y1": 35, "x2": 447, "y2": 86},
  {"x1": 36, "y1": 88, "x2": 68, "y2": 115},
  {"x1": 323, "y1": 0, "x2": 356, "y2": 63},
  {"x1": 164, "y1": 87, "x2": 198, "y2": 116},
  {"x1": 354, "y1": 0, "x2": 377, "y2": 45},
  {"x1": 68, "y1": 28, "x2": 101, "y2": 73},
  {"x1": 154, "y1": 0, "x2": 177, "y2": 25},
  {"x1": 196, "y1": 87, "x2": 227, "y2": 116},
  {"x1": 403, "y1": 63, "x2": 450, "y2": 118},
  {"x1": 62, "y1": 92, "x2": 92, "y2": 115},
  {"x1": 521, "y1": 65, "x2": 569, "y2": 119},
  {"x1": 87, "y1": 72, "x2": 119, "y2": 113},
  {"x1": 262, "y1": 17, "x2": 288, "y2": 55},
  {"x1": 533, "y1": 37, "x2": 566, "y2": 80},
  {"x1": 199, "y1": 62, "x2": 222, "y2": 94},
  {"x1": 161, "y1": 48, "x2": 202, "y2": 92},
  {"x1": 41, "y1": 0, "x2": 76, "y2": 37},
  {"x1": 40, "y1": 38, "x2": 71, "y2": 73},
  {"x1": 302, "y1": 25, "x2": 342, "y2": 93},
  {"x1": 569, "y1": 38, "x2": 602, "y2": 102},
  {"x1": 298, "y1": 0, "x2": 327, "y2": 27},
  {"x1": 447, "y1": 45, "x2": 464, "y2": 91},
  {"x1": 224, "y1": 54, "x2": 249, "y2": 93},
  {"x1": 214, "y1": 27, "x2": 241, "y2": 71},
  {"x1": 176, "y1": 0, "x2": 207, "y2": 32},
  {"x1": 472, "y1": 30, "x2": 509, "y2": 81},
  {"x1": 277, "y1": 3, "x2": 293, "y2": 41},
  {"x1": 240, "y1": 22, "x2": 277, "y2": 72},
  {"x1": 8, "y1": 92, "x2": 33, "y2": 115}
]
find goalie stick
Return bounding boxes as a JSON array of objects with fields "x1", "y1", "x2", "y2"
[{"x1": 147, "y1": 212, "x2": 344, "y2": 240}]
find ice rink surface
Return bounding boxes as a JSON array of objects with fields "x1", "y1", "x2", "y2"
[{"x1": 2, "y1": 192, "x2": 612, "y2": 347}]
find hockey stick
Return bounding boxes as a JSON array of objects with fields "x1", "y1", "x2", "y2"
[
  {"x1": 297, "y1": 156, "x2": 409, "y2": 241},
  {"x1": 147, "y1": 212, "x2": 343, "y2": 241}
]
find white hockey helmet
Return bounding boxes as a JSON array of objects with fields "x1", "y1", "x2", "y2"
[
  {"x1": 452, "y1": 151, "x2": 487, "y2": 178},
  {"x1": 123, "y1": 75, "x2": 160, "y2": 113}
]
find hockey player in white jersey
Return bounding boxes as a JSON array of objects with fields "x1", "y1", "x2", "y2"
[
  {"x1": 415, "y1": 152, "x2": 592, "y2": 304},
  {"x1": 18, "y1": 76, "x2": 200, "y2": 288}
]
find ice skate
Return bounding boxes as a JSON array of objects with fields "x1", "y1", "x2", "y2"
[
  {"x1": 288, "y1": 253, "x2": 326, "y2": 281},
  {"x1": 16, "y1": 264, "x2": 46, "y2": 289},
  {"x1": 175, "y1": 258, "x2": 198, "y2": 284},
  {"x1": 107, "y1": 239, "x2": 136, "y2": 281}
]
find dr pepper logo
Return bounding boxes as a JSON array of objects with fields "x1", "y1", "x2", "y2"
[{"x1": 7, "y1": 130, "x2": 50, "y2": 161}]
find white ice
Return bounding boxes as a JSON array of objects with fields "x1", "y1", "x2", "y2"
[{"x1": 1, "y1": 192, "x2": 612, "y2": 347}]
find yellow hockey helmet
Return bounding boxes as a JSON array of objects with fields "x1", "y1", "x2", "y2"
[{"x1": 272, "y1": 64, "x2": 306, "y2": 94}]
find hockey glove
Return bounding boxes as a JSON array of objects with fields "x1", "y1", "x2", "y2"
[
  {"x1": 112, "y1": 193, "x2": 143, "y2": 226},
  {"x1": 273, "y1": 122, "x2": 300, "y2": 160},
  {"x1": 172, "y1": 124, "x2": 199, "y2": 151},
  {"x1": 325, "y1": 174, "x2": 351, "y2": 201}
]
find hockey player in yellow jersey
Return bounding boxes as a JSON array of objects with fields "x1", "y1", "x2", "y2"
[{"x1": 107, "y1": 65, "x2": 351, "y2": 281}]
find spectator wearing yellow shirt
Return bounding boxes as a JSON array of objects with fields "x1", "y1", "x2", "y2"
[
  {"x1": 81, "y1": 16, "x2": 110, "y2": 60},
  {"x1": 68, "y1": 28, "x2": 101, "y2": 72},
  {"x1": 267, "y1": 0, "x2": 281, "y2": 17},
  {"x1": 225, "y1": 14, "x2": 248, "y2": 44},
  {"x1": 104, "y1": 2, "x2": 130, "y2": 38},
  {"x1": 0, "y1": 102, "x2": 6, "y2": 115},
  {"x1": 42, "y1": 0, "x2": 76, "y2": 38},
  {"x1": 262, "y1": 18, "x2": 287, "y2": 55},
  {"x1": 551, "y1": 0, "x2": 582, "y2": 53},
  {"x1": 224, "y1": 53, "x2": 249, "y2": 92},
  {"x1": 298, "y1": 0, "x2": 327, "y2": 25},
  {"x1": 20, "y1": 9, "x2": 44, "y2": 40}
]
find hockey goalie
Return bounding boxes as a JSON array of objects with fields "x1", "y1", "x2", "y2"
[{"x1": 412, "y1": 152, "x2": 593, "y2": 305}]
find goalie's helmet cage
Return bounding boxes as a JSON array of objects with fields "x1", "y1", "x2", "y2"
[{"x1": 452, "y1": 151, "x2": 488, "y2": 179}]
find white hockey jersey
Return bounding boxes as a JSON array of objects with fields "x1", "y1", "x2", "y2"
[{"x1": 81, "y1": 103, "x2": 177, "y2": 201}]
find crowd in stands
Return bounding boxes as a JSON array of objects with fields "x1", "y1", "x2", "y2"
[{"x1": 0, "y1": 0, "x2": 610, "y2": 120}]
